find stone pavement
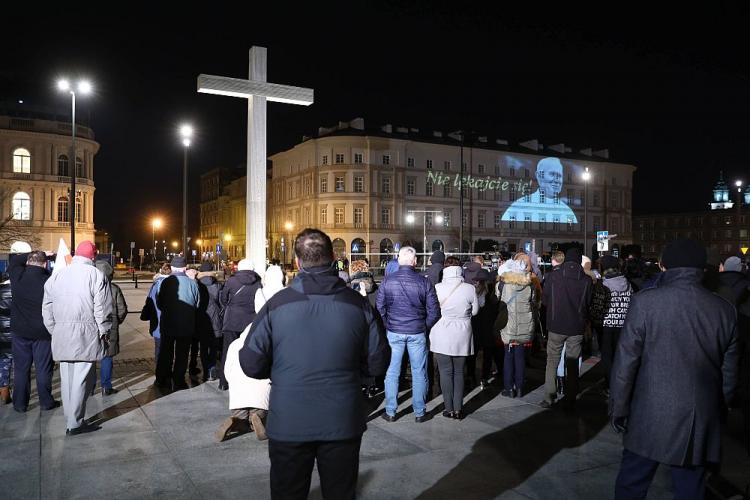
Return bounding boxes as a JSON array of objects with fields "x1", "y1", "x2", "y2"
[{"x1": 1, "y1": 282, "x2": 748, "y2": 499}]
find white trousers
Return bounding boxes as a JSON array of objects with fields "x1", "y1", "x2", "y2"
[{"x1": 59, "y1": 361, "x2": 95, "y2": 430}]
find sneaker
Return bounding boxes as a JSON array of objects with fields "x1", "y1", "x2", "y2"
[
  {"x1": 381, "y1": 413, "x2": 397, "y2": 423},
  {"x1": 250, "y1": 412, "x2": 267, "y2": 441},
  {"x1": 442, "y1": 410, "x2": 453, "y2": 418},
  {"x1": 414, "y1": 415, "x2": 427, "y2": 423},
  {"x1": 102, "y1": 387, "x2": 118, "y2": 396},
  {"x1": 501, "y1": 389, "x2": 513, "y2": 398},
  {"x1": 66, "y1": 423, "x2": 101, "y2": 436},
  {"x1": 452, "y1": 410, "x2": 464, "y2": 420}
]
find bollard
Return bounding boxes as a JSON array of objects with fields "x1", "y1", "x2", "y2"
[{"x1": 132, "y1": 269, "x2": 138, "y2": 289}]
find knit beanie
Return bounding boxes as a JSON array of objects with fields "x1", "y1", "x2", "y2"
[
  {"x1": 75, "y1": 241, "x2": 96, "y2": 260},
  {"x1": 564, "y1": 248, "x2": 581, "y2": 263},
  {"x1": 723, "y1": 256, "x2": 742, "y2": 272},
  {"x1": 599, "y1": 255, "x2": 620, "y2": 274},
  {"x1": 171, "y1": 256, "x2": 187, "y2": 268},
  {"x1": 199, "y1": 262, "x2": 214, "y2": 272},
  {"x1": 660, "y1": 239, "x2": 706, "y2": 269},
  {"x1": 431, "y1": 250, "x2": 445, "y2": 265}
]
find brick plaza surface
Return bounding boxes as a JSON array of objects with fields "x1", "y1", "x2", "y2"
[{"x1": 1, "y1": 282, "x2": 748, "y2": 499}]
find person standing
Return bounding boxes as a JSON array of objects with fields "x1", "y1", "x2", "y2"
[
  {"x1": 423, "y1": 250, "x2": 445, "y2": 287},
  {"x1": 94, "y1": 261, "x2": 128, "y2": 395},
  {"x1": 156, "y1": 256, "x2": 200, "y2": 391},
  {"x1": 42, "y1": 241, "x2": 112, "y2": 435},
  {"x1": 218, "y1": 258, "x2": 262, "y2": 390},
  {"x1": 595, "y1": 256, "x2": 632, "y2": 393},
  {"x1": 7, "y1": 246, "x2": 56, "y2": 412},
  {"x1": 377, "y1": 246, "x2": 440, "y2": 423},
  {"x1": 540, "y1": 247, "x2": 592, "y2": 409},
  {"x1": 140, "y1": 263, "x2": 170, "y2": 383},
  {"x1": 239, "y1": 228, "x2": 389, "y2": 499},
  {"x1": 197, "y1": 262, "x2": 223, "y2": 382},
  {"x1": 474, "y1": 268, "x2": 502, "y2": 389},
  {"x1": 0, "y1": 271, "x2": 12, "y2": 404},
  {"x1": 611, "y1": 239, "x2": 737, "y2": 499},
  {"x1": 430, "y1": 256, "x2": 479, "y2": 419}
]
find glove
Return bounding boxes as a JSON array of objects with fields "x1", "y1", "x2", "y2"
[{"x1": 611, "y1": 416, "x2": 628, "y2": 434}]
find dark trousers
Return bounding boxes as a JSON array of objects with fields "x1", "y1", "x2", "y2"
[
  {"x1": 11, "y1": 336, "x2": 54, "y2": 410},
  {"x1": 189, "y1": 335, "x2": 216, "y2": 378},
  {"x1": 435, "y1": 353, "x2": 466, "y2": 412},
  {"x1": 218, "y1": 331, "x2": 241, "y2": 387},
  {"x1": 615, "y1": 448, "x2": 705, "y2": 500},
  {"x1": 269, "y1": 436, "x2": 362, "y2": 500},
  {"x1": 503, "y1": 344, "x2": 526, "y2": 394},
  {"x1": 480, "y1": 343, "x2": 503, "y2": 381},
  {"x1": 601, "y1": 326, "x2": 622, "y2": 388},
  {"x1": 156, "y1": 334, "x2": 191, "y2": 387}
]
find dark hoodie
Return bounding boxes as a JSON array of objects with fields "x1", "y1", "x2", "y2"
[
  {"x1": 424, "y1": 250, "x2": 445, "y2": 286},
  {"x1": 239, "y1": 264, "x2": 389, "y2": 442},
  {"x1": 463, "y1": 261, "x2": 483, "y2": 285},
  {"x1": 542, "y1": 248, "x2": 592, "y2": 336},
  {"x1": 220, "y1": 269, "x2": 261, "y2": 333}
]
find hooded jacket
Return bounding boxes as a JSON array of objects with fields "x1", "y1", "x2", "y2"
[
  {"x1": 500, "y1": 271, "x2": 536, "y2": 345},
  {"x1": 94, "y1": 261, "x2": 128, "y2": 357},
  {"x1": 424, "y1": 250, "x2": 445, "y2": 286},
  {"x1": 463, "y1": 261, "x2": 483, "y2": 285},
  {"x1": 376, "y1": 265, "x2": 440, "y2": 335},
  {"x1": 542, "y1": 259, "x2": 592, "y2": 336},
  {"x1": 430, "y1": 266, "x2": 479, "y2": 356},
  {"x1": 254, "y1": 265, "x2": 285, "y2": 312},
  {"x1": 220, "y1": 269, "x2": 262, "y2": 334},
  {"x1": 601, "y1": 274, "x2": 632, "y2": 329},
  {"x1": 239, "y1": 264, "x2": 389, "y2": 442}
]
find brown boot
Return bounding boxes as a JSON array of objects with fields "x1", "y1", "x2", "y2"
[
  {"x1": 0, "y1": 386, "x2": 10, "y2": 404},
  {"x1": 214, "y1": 417, "x2": 249, "y2": 442},
  {"x1": 250, "y1": 412, "x2": 268, "y2": 441}
]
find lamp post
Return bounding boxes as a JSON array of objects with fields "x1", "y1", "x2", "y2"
[
  {"x1": 57, "y1": 78, "x2": 92, "y2": 252},
  {"x1": 406, "y1": 210, "x2": 444, "y2": 270},
  {"x1": 151, "y1": 218, "x2": 163, "y2": 262},
  {"x1": 284, "y1": 221, "x2": 294, "y2": 267},
  {"x1": 736, "y1": 180, "x2": 743, "y2": 254},
  {"x1": 179, "y1": 124, "x2": 193, "y2": 259},
  {"x1": 582, "y1": 167, "x2": 591, "y2": 255}
]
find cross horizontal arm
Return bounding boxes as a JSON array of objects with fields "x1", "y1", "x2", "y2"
[{"x1": 197, "y1": 74, "x2": 314, "y2": 106}]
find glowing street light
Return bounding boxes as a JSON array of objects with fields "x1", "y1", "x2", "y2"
[
  {"x1": 582, "y1": 167, "x2": 591, "y2": 255},
  {"x1": 179, "y1": 123, "x2": 194, "y2": 259},
  {"x1": 152, "y1": 218, "x2": 163, "y2": 260}
]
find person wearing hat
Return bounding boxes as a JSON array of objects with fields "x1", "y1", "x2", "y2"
[
  {"x1": 195, "y1": 261, "x2": 223, "y2": 382},
  {"x1": 611, "y1": 239, "x2": 738, "y2": 499},
  {"x1": 218, "y1": 258, "x2": 262, "y2": 390},
  {"x1": 42, "y1": 241, "x2": 112, "y2": 435},
  {"x1": 423, "y1": 250, "x2": 445, "y2": 287},
  {"x1": 155, "y1": 255, "x2": 200, "y2": 391}
]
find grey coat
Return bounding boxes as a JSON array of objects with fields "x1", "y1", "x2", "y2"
[
  {"x1": 94, "y1": 261, "x2": 128, "y2": 357},
  {"x1": 43, "y1": 256, "x2": 113, "y2": 362},
  {"x1": 500, "y1": 271, "x2": 535, "y2": 345},
  {"x1": 430, "y1": 266, "x2": 479, "y2": 356},
  {"x1": 610, "y1": 267, "x2": 738, "y2": 466}
]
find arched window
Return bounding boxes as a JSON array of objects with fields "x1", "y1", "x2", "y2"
[
  {"x1": 13, "y1": 148, "x2": 31, "y2": 173},
  {"x1": 75, "y1": 157, "x2": 83, "y2": 177},
  {"x1": 58, "y1": 155, "x2": 69, "y2": 176},
  {"x1": 332, "y1": 238, "x2": 346, "y2": 259},
  {"x1": 379, "y1": 238, "x2": 394, "y2": 254},
  {"x1": 351, "y1": 238, "x2": 366, "y2": 258},
  {"x1": 12, "y1": 192, "x2": 31, "y2": 220},
  {"x1": 57, "y1": 196, "x2": 69, "y2": 222}
]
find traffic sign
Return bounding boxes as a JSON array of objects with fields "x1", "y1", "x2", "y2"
[
  {"x1": 742, "y1": 247, "x2": 748, "y2": 255},
  {"x1": 596, "y1": 230, "x2": 609, "y2": 252},
  {"x1": 138, "y1": 248, "x2": 145, "y2": 256},
  {"x1": 216, "y1": 243, "x2": 223, "y2": 254},
  {"x1": 130, "y1": 241, "x2": 135, "y2": 249}
]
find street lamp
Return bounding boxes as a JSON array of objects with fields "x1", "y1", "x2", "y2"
[
  {"x1": 179, "y1": 124, "x2": 193, "y2": 258},
  {"x1": 406, "y1": 210, "x2": 444, "y2": 270},
  {"x1": 582, "y1": 167, "x2": 591, "y2": 256},
  {"x1": 152, "y1": 218, "x2": 163, "y2": 261},
  {"x1": 284, "y1": 221, "x2": 294, "y2": 266},
  {"x1": 57, "y1": 78, "x2": 92, "y2": 252},
  {"x1": 736, "y1": 180, "x2": 743, "y2": 253}
]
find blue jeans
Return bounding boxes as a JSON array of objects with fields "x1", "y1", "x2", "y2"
[
  {"x1": 385, "y1": 331, "x2": 428, "y2": 417},
  {"x1": 100, "y1": 356, "x2": 113, "y2": 390}
]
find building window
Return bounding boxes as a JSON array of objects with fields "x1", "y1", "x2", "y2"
[
  {"x1": 593, "y1": 216, "x2": 602, "y2": 229},
  {"x1": 407, "y1": 157, "x2": 415, "y2": 167},
  {"x1": 495, "y1": 165, "x2": 501, "y2": 176},
  {"x1": 524, "y1": 168, "x2": 530, "y2": 178},
  {"x1": 12, "y1": 148, "x2": 31, "y2": 173},
  {"x1": 426, "y1": 180, "x2": 433, "y2": 196},
  {"x1": 494, "y1": 213, "x2": 501, "y2": 229},
  {"x1": 523, "y1": 189, "x2": 530, "y2": 202},
  {"x1": 12, "y1": 191, "x2": 31, "y2": 220},
  {"x1": 509, "y1": 215, "x2": 516, "y2": 229},
  {"x1": 425, "y1": 213, "x2": 433, "y2": 227},
  {"x1": 553, "y1": 217, "x2": 559, "y2": 231},
  {"x1": 322, "y1": 155, "x2": 328, "y2": 166},
  {"x1": 304, "y1": 207, "x2": 311, "y2": 225},
  {"x1": 57, "y1": 155, "x2": 69, "y2": 176},
  {"x1": 443, "y1": 212, "x2": 451, "y2": 227},
  {"x1": 407, "y1": 178, "x2": 415, "y2": 195},
  {"x1": 478, "y1": 164, "x2": 485, "y2": 174},
  {"x1": 477, "y1": 189, "x2": 485, "y2": 200},
  {"x1": 335, "y1": 176, "x2": 345, "y2": 192},
  {"x1": 76, "y1": 157, "x2": 83, "y2": 177},
  {"x1": 335, "y1": 153, "x2": 344, "y2": 164},
  {"x1": 382, "y1": 176, "x2": 391, "y2": 194},
  {"x1": 567, "y1": 216, "x2": 574, "y2": 231},
  {"x1": 509, "y1": 168, "x2": 516, "y2": 177},
  {"x1": 462, "y1": 211, "x2": 469, "y2": 227},
  {"x1": 478, "y1": 212, "x2": 486, "y2": 228},
  {"x1": 354, "y1": 207, "x2": 363, "y2": 224},
  {"x1": 57, "y1": 196, "x2": 69, "y2": 222},
  {"x1": 382, "y1": 155, "x2": 390, "y2": 165},
  {"x1": 553, "y1": 193, "x2": 560, "y2": 204},
  {"x1": 354, "y1": 176, "x2": 364, "y2": 193},
  {"x1": 593, "y1": 191, "x2": 600, "y2": 207},
  {"x1": 426, "y1": 160, "x2": 433, "y2": 169},
  {"x1": 444, "y1": 184, "x2": 451, "y2": 198},
  {"x1": 335, "y1": 207, "x2": 344, "y2": 225},
  {"x1": 612, "y1": 177, "x2": 618, "y2": 186},
  {"x1": 381, "y1": 208, "x2": 391, "y2": 225},
  {"x1": 461, "y1": 185, "x2": 468, "y2": 198},
  {"x1": 354, "y1": 153, "x2": 363, "y2": 164},
  {"x1": 320, "y1": 207, "x2": 327, "y2": 224},
  {"x1": 524, "y1": 215, "x2": 531, "y2": 229},
  {"x1": 509, "y1": 185, "x2": 516, "y2": 201},
  {"x1": 540, "y1": 190, "x2": 545, "y2": 204},
  {"x1": 320, "y1": 176, "x2": 328, "y2": 193},
  {"x1": 538, "y1": 214, "x2": 546, "y2": 229},
  {"x1": 444, "y1": 160, "x2": 451, "y2": 171}
]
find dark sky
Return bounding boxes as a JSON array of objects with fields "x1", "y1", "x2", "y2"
[{"x1": 3, "y1": 3, "x2": 750, "y2": 253}]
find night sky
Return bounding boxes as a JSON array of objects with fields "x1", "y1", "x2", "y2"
[{"x1": 2, "y1": 3, "x2": 749, "y2": 253}]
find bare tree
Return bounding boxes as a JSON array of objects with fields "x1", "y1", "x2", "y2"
[{"x1": 0, "y1": 188, "x2": 41, "y2": 251}]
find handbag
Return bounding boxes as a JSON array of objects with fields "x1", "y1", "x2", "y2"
[{"x1": 218, "y1": 285, "x2": 246, "y2": 326}]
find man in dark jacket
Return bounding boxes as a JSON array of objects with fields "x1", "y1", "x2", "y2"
[
  {"x1": 8, "y1": 246, "x2": 57, "y2": 412},
  {"x1": 197, "y1": 262, "x2": 222, "y2": 382},
  {"x1": 423, "y1": 250, "x2": 445, "y2": 286},
  {"x1": 156, "y1": 256, "x2": 200, "y2": 391},
  {"x1": 218, "y1": 258, "x2": 262, "y2": 390},
  {"x1": 611, "y1": 239, "x2": 737, "y2": 499},
  {"x1": 239, "y1": 228, "x2": 389, "y2": 499},
  {"x1": 540, "y1": 247, "x2": 592, "y2": 409},
  {"x1": 376, "y1": 246, "x2": 440, "y2": 422}
]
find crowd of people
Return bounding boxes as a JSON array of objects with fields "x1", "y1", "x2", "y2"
[{"x1": 1, "y1": 229, "x2": 747, "y2": 499}]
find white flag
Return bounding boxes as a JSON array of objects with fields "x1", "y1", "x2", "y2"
[{"x1": 52, "y1": 238, "x2": 71, "y2": 275}]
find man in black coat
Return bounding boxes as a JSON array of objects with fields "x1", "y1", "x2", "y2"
[
  {"x1": 540, "y1": 247, "x2": 592, "y2": 409},
  {"x1": 423, "y1": 250, "x2": 444, "y2": 287},
  {"x1": 8, "y1": 247, "x2": 57, "y2": 412},
  {"x1": 239, "y1": 228, "x2": 389, "y2": 500},
  {"x1": 611, "y1": 239, "x2": 737, "y2": 499}
]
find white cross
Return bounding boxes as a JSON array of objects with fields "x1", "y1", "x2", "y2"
[{"x1": 197, "y1": 46, "x2": 314, "y2": 270}]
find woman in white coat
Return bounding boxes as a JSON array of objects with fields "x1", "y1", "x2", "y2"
[
  {"x1": 215, "y1": 265, "x2": 285, "y2": 442},
  {"x1": 430, "y1": 256, "x2": 479, "y2": 419}
]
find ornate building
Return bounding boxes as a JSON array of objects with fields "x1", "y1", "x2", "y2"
[{"x1": 0, "y1": 104, "x2": 98, "y2": 252}]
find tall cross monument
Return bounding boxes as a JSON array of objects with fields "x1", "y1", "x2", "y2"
[{"x1": 197, "y1": 46, "x2": 314, "y2": 269}]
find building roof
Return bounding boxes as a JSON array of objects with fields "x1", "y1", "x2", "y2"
[{"x1": 0, "y1": 101, "x2": 95, "y2": 140}]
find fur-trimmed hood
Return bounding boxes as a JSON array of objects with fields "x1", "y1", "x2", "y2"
[{"x1": 501, "y1": 271, "x2": 531, "y2": 286}]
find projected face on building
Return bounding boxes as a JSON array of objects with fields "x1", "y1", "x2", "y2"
[{"x1": 501, "y1": 156, "x2": 578, "y2": 224}]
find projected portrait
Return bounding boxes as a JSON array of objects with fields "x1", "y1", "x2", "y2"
[{"x1": 501, "y1": 157, "x2": 578, "y2": 224}]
